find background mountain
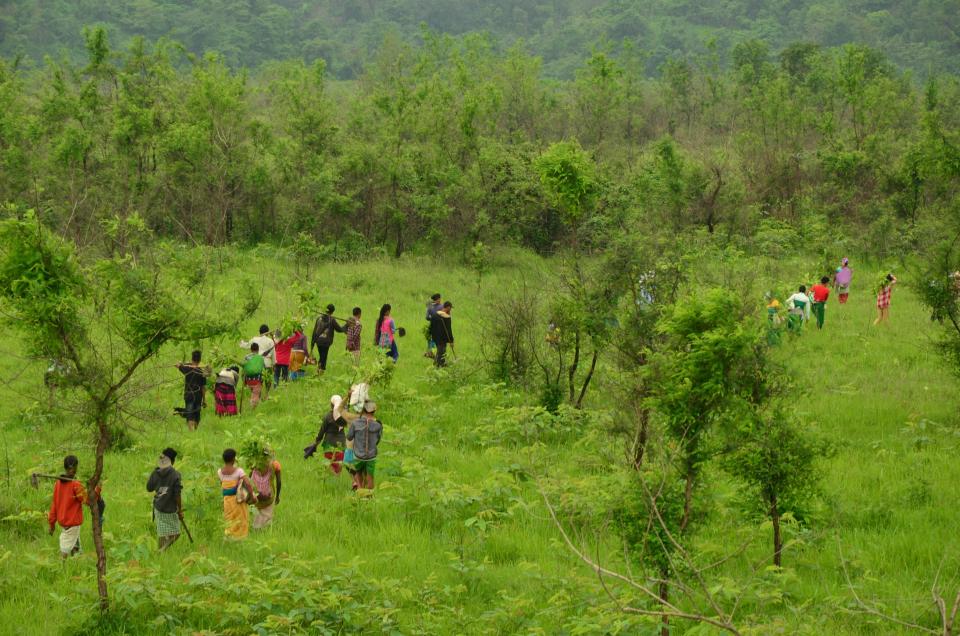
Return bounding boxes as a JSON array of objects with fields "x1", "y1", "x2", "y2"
[{"x1": 1, "y1": 0, "x2": 958, "y2": 78}]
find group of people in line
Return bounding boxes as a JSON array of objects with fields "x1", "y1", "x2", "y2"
[
  {"x1": 174, "y1": 295, "x2": 455, "y2": 430},
  {"x1": 767, "y1": 258, "x2": 899, "y2": 343},
  {"x1": 47, "y1": 293, "x2": 453, "y2": 556}
]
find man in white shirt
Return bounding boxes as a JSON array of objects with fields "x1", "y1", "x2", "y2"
[{"x1": 785, "y1": 286, "x2": 811, "y2": 333}]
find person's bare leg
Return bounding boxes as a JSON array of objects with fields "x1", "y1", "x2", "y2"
[{"x1": 365, "y1": 474, "x2": 374, "y2": 490}]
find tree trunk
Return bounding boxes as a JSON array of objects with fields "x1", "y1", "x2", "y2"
[
  {"x1": 88, "y1": 418, "x2": 110, "y2": 611},
  {"x1": 659, "y1": 579, "x2": 670, "y2": 636},
  {"x1": 574, "y1": 349, "x2": 598, "y2": 409},
  {"x1": 567, "y1": 330, "x2": 580, "y2": 402},
  {"x1": 680, "y1": 471, "x2": 693, "y2": 532},
  {"x1": 770, "y1": 493, "x2": 782, "y2": 568},
  {"x1": 631, "y1": 402, "x2": 649, "y2": 470}
]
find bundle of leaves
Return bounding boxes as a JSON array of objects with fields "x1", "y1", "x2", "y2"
[{"x1": 239, "y1": 436, "x2": 272, "y2": 470}]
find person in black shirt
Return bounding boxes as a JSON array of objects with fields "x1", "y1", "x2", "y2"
[
  {"x1": 175, "y1": 350, "x2": 209, "y2": 431},
  {"x1": 429, "y1": 302, "x2": 454, "y2": 368},
  {"x1": 146, "y1": 448, "x2": 183, "y2": 551},
  {"x1": 311, "y1": 304, "x2": 346, "y2": 373},
  {"x1": 304, "y1": 395, "x2": 350, "y2": 476}
]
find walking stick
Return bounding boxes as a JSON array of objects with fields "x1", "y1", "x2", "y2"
[
  {"x1": 180, "y1": 516, "x2": 194, "y2": 543},
  {"x1": 238, "y1": 379, "x2": 245, "y2": 414}
]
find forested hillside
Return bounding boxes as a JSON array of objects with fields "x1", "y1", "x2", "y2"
[
  {"x1": 1, "y1": 0, "x2": 958, "y2": 78},
  {"x1": 0, "y1": 27, "x2": 958, "y2": 262}
]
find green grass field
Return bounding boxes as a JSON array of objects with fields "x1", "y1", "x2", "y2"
[{"x1": 0, "y1": 249, "x2": 957, "y2": 635}]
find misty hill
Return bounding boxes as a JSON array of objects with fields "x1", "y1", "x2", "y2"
[{"x1": 1, "y1": 0, "x2": 958, "y2": 78}]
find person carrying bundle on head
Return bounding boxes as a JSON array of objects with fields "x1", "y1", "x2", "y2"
[{"x1": 312, "y1": 304, "x2": 346, "y2": 374}]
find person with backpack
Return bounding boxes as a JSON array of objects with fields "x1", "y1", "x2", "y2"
[
  {"x1": 429, "y1": 301, "x2": 454, "y2": 367},
  {"x1": 242, "y1": 342, "x2": 266, "y2": 409},
  {"x1": 241, "y1": 325, "x2": 276, "y2": 400},
  {"x1": 347, "y1": 401, "x2": 383, "y2": 491},
  {"x1": 146, "y1": 448, "x2": 183, "y2": 551},
  {"x1": 311, "y1": 304, "x2": 346, "y2": 373}
]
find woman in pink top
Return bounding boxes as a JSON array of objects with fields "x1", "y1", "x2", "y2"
[{"x1": 375, "y1": 304, "x2": 398, "y2": 362}]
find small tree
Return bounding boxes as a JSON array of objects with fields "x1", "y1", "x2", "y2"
[
  {"x1": 0, "y1": 213, "x2": 257, "y2": 610},
  {"x1": 727, "y1": 409, "x2": 823, "y2": 567}
]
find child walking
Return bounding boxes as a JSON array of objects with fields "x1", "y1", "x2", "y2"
[
  {"x1": 874, "y1": 274, "x2": 897, "y2": 325},
  {"x1": 810, "y1": 276, "x2": 831, "y2": 330},
  {"x1": 47, "y1": 455, "x2": 95, "y2": 559}
]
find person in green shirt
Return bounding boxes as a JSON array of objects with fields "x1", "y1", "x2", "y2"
[{"x1": 242, "y1": 342, "x2": 265, "y2": 409}]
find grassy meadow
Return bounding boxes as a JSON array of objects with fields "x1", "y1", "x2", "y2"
[{"x1": 0, "y1": 247, "x2": 958, "y2": 635}]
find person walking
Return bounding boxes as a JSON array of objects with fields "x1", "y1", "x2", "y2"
[
  {"x1": 810, "y1": 277, "x2": 831, "y2": 330},
  {"x1": 311, "y1": 304, "x2": 345, "y2": 373},
  {"x1": 834, "y1": 258, "x2": 853, "y2": 304},
  {"x1": 344, "y1": 307, "x2": 363, "y2": 365},
  {"x1": 213, "y1": 366, "x2": 240, "y2": 416},
  {"x1": 347, "y1": 401, "x2": 383, "y2": 491},
  {"x1": 375, "y1": 304, "x2": 398, "y2": 362},
  {"x1": 241, "y1": 325, "x2": 276, "y2": 400},
  {"x1": 47, "y1": 455, "x2": 98, "y2": 559},
  {"x1": 273, "y1": 328, "x2": 293, "y2": 385},
  {"x1": 250, "y1": 449, "x2": 282, "y2": 530},
  {"x1": 308, "y1": 395, "x2": 349, "y2": 475},
  {"x1": 146, "y1": 448, "x2": 183, "y2": 551},
  {"x1": 218, "y1": 448, "x2": 253, "y2": 540},
  {"x1": 288, "y1": 325, "x2": 308, "y2": 380},
  {"x1": 874, "y1": 274, "x2": 898, "y2": 325},
  {"x1": 785, "y1": 286, "x2": 812, "y2": 333},
  {"x1": 175, "y1": 351, "x2": 209, "y2": 431},
  {"x1": 424, "y1": 293, "x2": 442, "y2": 358},
  {"x1": 242, "y1": 342, "x2": 265, "y2": 409},
  {"x1": 430, "y1": 301, "x2": 454, "y2": 367}
]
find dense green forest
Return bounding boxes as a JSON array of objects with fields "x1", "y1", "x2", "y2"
[
  {"x1": 2, "y1": 0, "x2": 959, "y2": 78},
  {"x1": 0, "y1": 26, "x2": 958, "y2": 260}
]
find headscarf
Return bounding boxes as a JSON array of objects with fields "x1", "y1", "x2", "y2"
[{"x1": 331, "y1": 394, "x2": 343, "y2": 420}]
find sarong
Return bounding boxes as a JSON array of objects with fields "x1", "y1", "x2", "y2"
[
  {"x1": 59, "y1": 525, "x2": 81, "y2": 554},
  {"x1": 221, "y1": 481, "x2": 249, "y2": 539},
  {"x1": 289, "y1": 350, "x2": 305, "y2": 374},
  {"x1": 252, "y1": 503, "x2": 274, "y2": 529},
  {"x1": 154, "y1": 510, "x2": 181, "y2": 537},
  {"x1": 214, "y1": 382, "x2": 237, "y2": 416}
]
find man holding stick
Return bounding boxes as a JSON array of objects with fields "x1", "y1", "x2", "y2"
[{"x1": 146, "y1": 448, "x2": 184, "y2": 551}]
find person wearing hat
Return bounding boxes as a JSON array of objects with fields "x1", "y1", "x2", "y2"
[
  {"x1": 311, "y1": 304, "x2": 346, "y2": 373},
  {"x1": 429, "y1": 301, "x2": 454, "y2": 368},
  {"x1": 146, "y1": 448, "x2": 183, "y2": 551},
  {"x1": 347, "y1": 400, "x2": 383, "y2": 491}
]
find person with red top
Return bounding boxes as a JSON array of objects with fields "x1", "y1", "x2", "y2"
[
  {"x1": 272, "y1": 328, "x2": 295, "y2": 385},
  {"x1": 810, "y1": 276, "x2": 831, "y2": 330},
  {"x1": 48, "y1": 455, "x2": 97, "y2": 559}
]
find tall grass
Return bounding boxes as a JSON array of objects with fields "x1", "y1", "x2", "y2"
[{"x1": 0, "y1": 248, "x2": 956, "y2": 634}]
